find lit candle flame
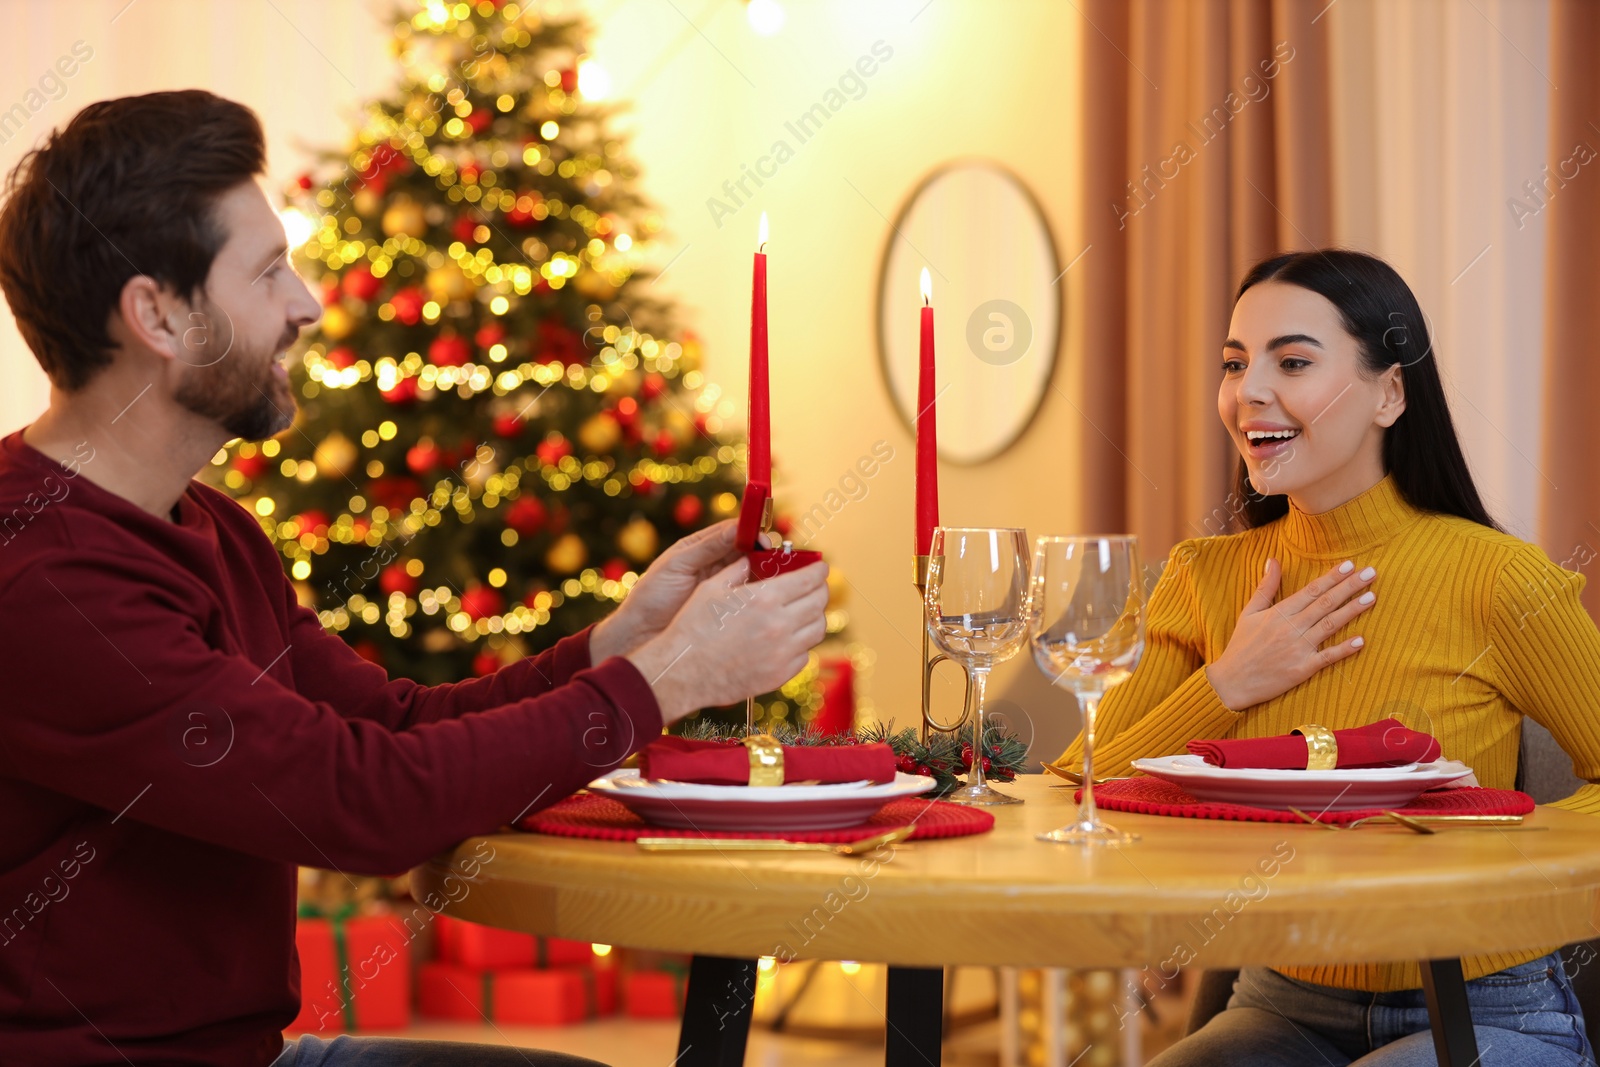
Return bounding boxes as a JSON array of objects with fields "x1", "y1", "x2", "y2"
[
  {"x1": 920, "y1": 267, "x2": 932, "y2": 306},
  {"x1": 758, "y1": 212, "x2": 768, "y2": 252}
]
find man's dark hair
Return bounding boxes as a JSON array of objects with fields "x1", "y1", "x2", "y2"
[{"x1": 0, "y1": 89, "x2": 266, "y2": 391}]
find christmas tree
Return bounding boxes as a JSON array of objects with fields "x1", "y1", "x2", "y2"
[{"x1": 202, "y1": 0, "x2": 846, "y2": 728}]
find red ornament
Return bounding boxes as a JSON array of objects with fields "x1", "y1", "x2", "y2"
[
  {"x1": 379, "y1": 563, "x2": 418, "y2": 598},
  {"x1": 534, "y1": 435, "x2": 572, "y2": 466},
  {"x1": 475, "y1": 323, "x2": 507, "y2": 350},
  {"x1": 505, "y1": 496, "x2": 548, "y2": 537},
  {"x1": 406, "y1": 442, "x2": 443, "y2": 475},
  {"x1": 352, "y1": 641, "x2": 384, "y2": 667},
  {"x1": 452, "y1": 214, "x2": 479, "y2": 243},
  {"x1": 635, "y1": 477, "x2": 658, "y2": 497},
  {"x1": 641, "y1": 373, "x2": 666, "y2": 400},
  {"x1": 367, "y1": 475, "x2": 422, "y2": 512},
  {"x1": 326, "y1": 346, "x2": 357, "y2": 369},
  {"x1": 459, "y1": 161, "x2": 481, "y2": 185},
  {"x1": 536, "y1": 319, "x2": 582, "y2": 365},
  {"x1": 350, "y1": 517, "x2": 370, "y2": 540},
  {"x1": 341, "y1": 265, "x2": 382, "y2": 303},
  {"x1": 614, "y1": 397, "x2": 639, "y2": 425},
  {"x1": 459, "y1": 585, "x2": 504, "y2": 621},
  {"x1": 379, "y1": 377, "x2": 419, "y2": 406},
  {"x1": 390, "y1": 286, "x2": 425, "y2": 326},
  {"x1": 774, "y1": 514, "x2": 793, "y2": 537},
  {"x1": 321, "y1": 279, "x2": 341, "y2": 307},
  {"x1": 559, "y1": 67, "x2": 578, "y2": 93},
  {"x1": 673, "y1": 495, "x2": 704, "y2": 527},
  {"x1": 428, "y1": 334, "x2": 472, "y2": 368},
  {"x1": 232, "y1": 453, "x2": 268, "y2": 480},
  {"x1": 506, "y1": 190, "x2": 542, "y2": 228},
  {"x1": 466, "y1": 110, "x2": 493, "y2": 135},
  {"x1": 472, "y1": 650, "x2": 501, "y2": 677},
  {"x1": 296, "y1": 173, "x2": 314, "y2": 191},
  {"x1": 295, "y1": 510, "x2": 330, "y2": 534},
  {"x1": 650, "y1": 430, "x2": 676, "y2": 458},
  {"x1": 492, "y1": 414, "x2": 525, "y2": 438},
  {"x1": 600, "y1": 558, "x2": 629, "y2": 582}
]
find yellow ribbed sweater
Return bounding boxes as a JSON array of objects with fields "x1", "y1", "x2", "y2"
[{"x1": 1050, "y1": 472, "x2": 1600, "y2": 992}]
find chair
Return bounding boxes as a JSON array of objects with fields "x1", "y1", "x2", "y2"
[{"x1": 1184, "y1": 718, "x2": 1600, "y2": 1049}]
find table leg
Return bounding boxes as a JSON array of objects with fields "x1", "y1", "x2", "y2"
[
  {"x1": 885, "y1": 965, "x2": 944, "y2": 1066},
  {"x1": 676, "y1": 955, "x2": 756, "y2": 1067},
  {"x1": 1418, "y1": 957, "x2": 1481, "y2": 1067}
]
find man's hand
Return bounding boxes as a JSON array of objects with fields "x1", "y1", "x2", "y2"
[
  {"x1": 589, "y1": 519, "x2": 745, "y2": 662},
  {"x1": 626, "y1": 555, "x2": 830, "y2": 725}
]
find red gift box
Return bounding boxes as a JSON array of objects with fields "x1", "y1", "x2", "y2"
[
  {"x1": 623, "y1": 969, "x2": 688, "y2": 1019},
  {"x1": 433, "y1": 914, "x2": 594, "y2": 969},
  {"x1": 418, "y1": 962, "x2": 618, "y2": 1025},
  {"x1": 288, "y1": 912, "x2": 411, "y2": 1032}
]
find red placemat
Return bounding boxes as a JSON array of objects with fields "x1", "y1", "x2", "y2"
[
  {"x1": 1078, "y1": 777, "x2": 1534, "y2": 824},
  {"x1": 518, "y1": 794, "x2": 994, "y2": 842}
]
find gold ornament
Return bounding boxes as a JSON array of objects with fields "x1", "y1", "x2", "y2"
[
  {"x1": 421, "y1": 628, "x2": 457, "y2": 653},
  {"x1": 352, "y1": 188, "x2": 382, "y2": 218},
  {"x1": 381, "y1": 197, "x2": 427, "y2": 238},
  {"x1": 463, "y1": 452, "x2": 499, "y2": 489},
  {"x1": 664, "y1": 408, "x2": 695, "y2": 447},
  {"x1": 320, "y1": 304, "x2": 355, "y2": 341},
  {"x1": 313, "y1": 431, "x2": 359, "y2": 479},
  {"x1": 546, "y1": 532, "x2": 588, "y2": 574},
  {"x1": 606, "y1": 369, "x2": 641, "y2": 396},
  {"x1": 573, "y1": 269, "x2": 616, "y2": 300},
  {"x1": 293, "y1": 581, "x2": 318, "y2": 610},
  {"x1": 425, "y1": 263, "x2": 472, "y2": 302},
  {"x1": 678, "y1": 332, "x2": 704, "y2": 372},
  {"x1": 618, "y1": 516, "x2": 660, "y2": 564},
  {"x1": 577, "y1": 412, "x2": 622, "y2": 452}
]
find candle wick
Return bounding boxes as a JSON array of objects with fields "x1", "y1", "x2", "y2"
[{"x1": 759, "y1": 242, "x2": 767, "y2": 254}]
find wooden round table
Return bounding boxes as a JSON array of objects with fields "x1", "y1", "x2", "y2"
[{"x1": 412, "y1": 774, "x2": 1600, "y2": 1066}]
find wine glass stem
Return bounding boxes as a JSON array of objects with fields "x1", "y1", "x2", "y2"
[
  {"x1": 1077, "y1": 691, "x2": 1101, "y2": 826},
  {"x1": 969, "y1": 666, "x2": 990, "y2": 788}
]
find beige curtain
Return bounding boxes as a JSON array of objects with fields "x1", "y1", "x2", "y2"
[
  {"x1": 1539, "y1": 0, "x2": 1600, "y2": 617},
  {"x1": 1078, "y1": 0, "x2": 1334, "y2": 556}
]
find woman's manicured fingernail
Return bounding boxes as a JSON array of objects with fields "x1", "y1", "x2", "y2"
[
  {"x1": 1339, "y1": 560, "x2": 1354, "y2": 574},
  {"x1": 1358, "y1": 591, "x2": 1375, "y2": 604},
  {"x1": 1360, "y1": 566, "x2": 1376, "y2": 581},
  {"x1": 1351, "y1": 636, "x2": 1365, "y2": 648}
]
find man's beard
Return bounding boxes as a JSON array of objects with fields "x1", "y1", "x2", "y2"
[{"x1": 173, "y1": 303, "x2": 299, "y2": 441}]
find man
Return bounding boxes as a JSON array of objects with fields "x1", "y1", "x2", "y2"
[{"x1": 0, "y1": 90, "x2": 829, "y2": 1066}]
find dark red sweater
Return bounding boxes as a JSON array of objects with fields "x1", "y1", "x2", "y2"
[{"x1": 0, "y1": 431, "x2": 663, "y2": 1065}]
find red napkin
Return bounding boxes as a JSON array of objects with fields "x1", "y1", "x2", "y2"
[
  {"x1": 637, "y1": 736, "x2": 897, "y2": 785},
  {"x1": 1185, "y1": 717, "x2": 1441, "y2": 770}
]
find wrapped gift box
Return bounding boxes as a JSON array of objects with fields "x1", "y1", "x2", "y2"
[
  {"x1": 418, "y1": 962, "x2": 618, "y2": 1025},
  {"x1": 624, "y1": 969, "x2": 688, "y2": 1019},
  {"x1": 288, "y1": 912, "x2": 411, "y2": 1032},
  {"x1": 433, "y1": 914, "x2": 594, "y2": 969}
]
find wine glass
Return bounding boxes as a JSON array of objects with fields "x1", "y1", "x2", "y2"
[
  {"x1": 1029, "y1": 536, "x2": 1146, "y2": 845},
  {"x1": 925, "y1": 527, "x2": 1031, "y2": 806}
]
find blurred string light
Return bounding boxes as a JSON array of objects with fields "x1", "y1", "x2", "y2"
[
  {"x1": 278, "y1": 207, "x2": 315, "y2": 251},
  {"x1": 745, "y1": 0, "x2": 785, "y2": 35},
  {"x1": 576, "y1": 57, "x2": 612, "y2": 101}
]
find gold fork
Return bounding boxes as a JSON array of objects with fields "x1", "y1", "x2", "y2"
[{"x1": 636, "y1": 824, "x2": 914, "y2": 855}]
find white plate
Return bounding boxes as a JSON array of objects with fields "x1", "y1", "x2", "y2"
[
  {"x1": 1129, "y1": 756, "x2": 1473, "y2": 811},
  {"x1": 589, "y1": 769, "x2": 937, "y2": 830}
]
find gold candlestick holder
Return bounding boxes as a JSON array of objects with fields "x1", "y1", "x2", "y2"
[{"x1": 915, "y1": 553, "x2": 973, "y2": 743}]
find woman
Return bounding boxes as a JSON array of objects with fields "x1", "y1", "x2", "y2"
[{"x1": 1052, "y1": 249, "x2": 1600, "y2": 1065}]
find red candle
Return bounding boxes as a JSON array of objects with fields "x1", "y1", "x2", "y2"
[
  {"x1": 736, "y1": 213, "x2": 772, "y2": 552},
  {"x1": 915, "y1": 267, "x2": 938, "y2": 557},
  {"x1": 749, "y1": 212, "x2": 770, "y2": 484}
]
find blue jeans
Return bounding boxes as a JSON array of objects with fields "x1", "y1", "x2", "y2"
[
  {"x1": 272, "y1": 1034, "x2": 610, "y2": 1066},
  {"x1": 1150, "y1": 952, "x2": 1596, "y2": 1066}
]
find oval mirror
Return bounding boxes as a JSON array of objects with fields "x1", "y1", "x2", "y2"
[{"x1": 877, "y1": 161, "x2": 1061, "y2": 464}]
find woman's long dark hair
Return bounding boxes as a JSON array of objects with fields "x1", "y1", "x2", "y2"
[{"x1": 1229, "y1": 249, "x2": 1502, "y2": 533}]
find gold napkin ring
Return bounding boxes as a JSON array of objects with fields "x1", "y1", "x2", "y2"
[
  {"x1": 742, "y1": 733, "x2": 784, "y2": 787},
  {"x1": 1292, "y1": 724, "x2": 1338, "y2": 771}
]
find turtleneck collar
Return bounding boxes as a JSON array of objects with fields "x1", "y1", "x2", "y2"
[{"x1": 1277, "y1": 472, "x2": 1425, "y2": 555}]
